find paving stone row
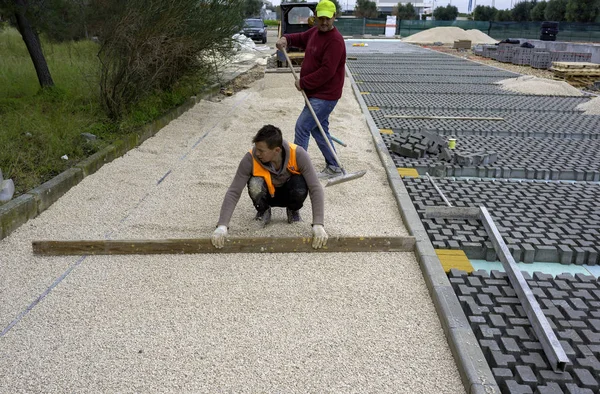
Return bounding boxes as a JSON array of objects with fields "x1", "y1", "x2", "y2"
[
  {"x1": 358, "y1": 82, "x2": 529, "y2": 95},
  {"x1": 381, "y1": 133, "x2": 600, "y2": 181},
  {"x1": 370, "y1": 109, "x2": 600, "y2": 139},
  {"x1": 350, "y1": 64, "x2": 489, "y2": 71},
  {"x1": 350, "y1": 67, "x2": 518, "y2": 77},
  {"x1": 353, "y1": 74, "x2": 508, "y2": 84},
  {"x1": 448, "y1": 269, "x2": 600, "y2": 393},
  {"x1": 403, "y1": 177, "x2": 600, "y2": 265},
  {"x1": 362, "y1": 93, "x2": 590, "y2": 113}
]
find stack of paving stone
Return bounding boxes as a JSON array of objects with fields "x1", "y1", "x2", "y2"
[
  {"x1": 449, "y1": 269, "x2": 600, "y2": 393},
  {"x1": 512, "y1": 47, "x2": 534, "y2": 65},
  {"x1": 550, "y1": 52, "x2": 594, "y2": 63},
  {"x1": 389, "y1": 129, "x2": 450, "y2": 159},
  {"x1": 497, "y1": 44, "x2": 518, "y2": 63},
  {"x1": 531, "y1": 50, "x2": 552, "y2": 69},
  {"x1": 483, "y1": 45, "x2": 498, "y2": 59}
]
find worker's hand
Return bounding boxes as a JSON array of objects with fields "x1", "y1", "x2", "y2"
[
  {"x1": 211, "y1": 225, "x2": 228, "y2": 249},
  {"x1": 276, "y1": 36, "x2": 287, "y2": 51},
  {"x1": 294, "y1": 80, "x2": 302, "y2": 91},
  {"x1": 312, "y1": 224, "x2": 328, "y2": 249}
]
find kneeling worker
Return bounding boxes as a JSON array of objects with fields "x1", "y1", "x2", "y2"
[{"x1": 211, "y1": 124, "x2": 328, "y2": 249}]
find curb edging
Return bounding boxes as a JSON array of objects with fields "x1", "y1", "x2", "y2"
[
  {"x1": 347, "y1": 65, "x2": 501, "y2": 394},
  {"x1": 0, "y1": 78, "x2": 229, "y2": 241}
]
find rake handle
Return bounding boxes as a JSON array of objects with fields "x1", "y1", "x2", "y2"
[{"x1": 282, "y1": 49, "x2": 343, "y2": 171}]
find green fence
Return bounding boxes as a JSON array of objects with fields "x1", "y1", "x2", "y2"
[{"x1": 335, "y1": 18, "x2": 600, "y2": 43}]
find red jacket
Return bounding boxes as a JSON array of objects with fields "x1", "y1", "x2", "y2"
[{"x1": 284, "y1": 26, "x2": 346, "y2": 101}]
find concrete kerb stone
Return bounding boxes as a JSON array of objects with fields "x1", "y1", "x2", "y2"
[
  {"x1": 347, "y1": 65, "x2": 500, "y2": 394},
  {"x1": 0, "y1": 80, "x2": 222, "y2": 241},
  {"x1": 27, "y1": 168, "x2": 84, "y2": 214},
  {"x1": 0, "y1": 194, "x2": 37, "y2": 240}
]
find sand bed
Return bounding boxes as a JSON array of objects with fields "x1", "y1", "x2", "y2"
[{"x1": 0, "y1": 69, "x2": 463, "y2": 391}]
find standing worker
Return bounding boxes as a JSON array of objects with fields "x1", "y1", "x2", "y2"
[
  {"x1": 276, "y1": 0, "x2": 346, "y2": 179},
  {"x1": 211, "y1": 125, "x2": 328, "y2": 249}
]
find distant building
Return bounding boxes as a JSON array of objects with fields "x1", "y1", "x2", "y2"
[{"x1": 376, "y1": 0, "x2": 433, "y2": 18}]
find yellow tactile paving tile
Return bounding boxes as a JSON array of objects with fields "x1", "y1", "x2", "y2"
[
  {"x1": 397, "y1": 168, "x2": 419, "y2": 178},
  {"x1": 435, "y1": 249, "x2": 474, "y2": 273}
]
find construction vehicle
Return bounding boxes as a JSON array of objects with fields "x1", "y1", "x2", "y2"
[{"x1": 276, "y1": 2, "x2": 318, "y2": 67}]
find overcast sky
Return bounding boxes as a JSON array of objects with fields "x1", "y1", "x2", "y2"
[{"x1": 269, "y1": 0, "x2": 516, "y2": 14}]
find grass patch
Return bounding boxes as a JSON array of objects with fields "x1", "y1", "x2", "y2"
[{"x1": 0, "y1": 27, "x2": 212, "y2": 196}]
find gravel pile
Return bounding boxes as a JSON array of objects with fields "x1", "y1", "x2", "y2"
[
  {"x1": 577, "y1": 95, "x2": 600, "y2": 114},
  {"x1": 496, "y1": 75, "x2": 585, "y2": 96},
  {"x1": 0, "y1": 70, "x2": 463, "y2": 391},
  {"x1": 403, "y1": 26, "x2": 497, "y2": 45}
]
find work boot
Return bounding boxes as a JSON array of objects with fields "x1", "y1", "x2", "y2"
[
  {"x1": 286, "y1": 208, "x2": 302, "y2": 223},
  {"x1": 317, "y1": 165, "x2": 343, "y2": 179},
  {"x1": 255, "y1": 207, "x2": 271, "y2": 227}
]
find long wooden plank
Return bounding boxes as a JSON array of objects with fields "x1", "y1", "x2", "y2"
[{"x1": 32, "y1": 236, "x2": 416, "y2": 256}]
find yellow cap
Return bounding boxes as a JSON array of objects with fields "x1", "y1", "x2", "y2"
[{"x1": 316, "y1": 0, "x2": 336, "y2": 18}]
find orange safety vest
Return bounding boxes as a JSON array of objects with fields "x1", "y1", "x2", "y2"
[{"x1": 251, "y1": 143, "x2": 301, "y2": 197}]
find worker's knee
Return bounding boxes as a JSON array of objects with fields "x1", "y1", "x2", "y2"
[
  {"x1": 287, "y1": 175, "x2": 308, "y2": 206},
  {"x1": 248, "y1": 177, "x2": 268, "y2": 201}
]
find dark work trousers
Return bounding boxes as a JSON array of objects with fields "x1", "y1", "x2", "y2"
[{"x1": 248, "y1": 174, "x2": 308, "y2": 214}]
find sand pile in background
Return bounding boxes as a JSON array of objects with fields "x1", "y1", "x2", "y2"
[
  {"x1": 496, "y1": 75, "x2": 584, "y2": 96},
  {"x1": 576, "y1": 96, "x2": 600, "y2": 114},
  {"x1": 402, "y1": 26, "x2": 497, "y2": 44}
]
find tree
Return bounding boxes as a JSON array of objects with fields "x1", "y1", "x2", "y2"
[
  {"x1": 473, "y1": 5, "x2": 497, "y2": 21},
  {"x1": 531, "y1": 1, "x2": 547, "y2": 20},
  {"x1": 244, "y1": 0, "x2": 262, "y2": 17},
  {"x1": 396, "y1": 2, "x2": 418, "y2": 19},
  {"x1": 545, "y1": 0, "x2": 567, "y2": 20},
  {"x1": 512, "y1": 1, "x2": 533, "y2": 21},
  {"x1": 433, "y1": 4, "x2": 458, "y2": 20},
  {"x1": 0, "y1": 0, "x2": 54, "y2": 88},
  {"x1": 565, "y1": 0, "x2": 600, "y2": 22},
  {"x1": 93, "y1": 0, "x2": 246, "y2": 119},
  {"x1": 354, "y1": 0, "x2": 378, "y2": 18},
  {"x1": 495, "y1": 9, "x2": 513, "y2": 21}
]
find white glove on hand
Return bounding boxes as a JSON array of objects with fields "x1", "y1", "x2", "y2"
[
  {"x1": 211, "y1": 225, "x2": 228, "y2": 249},
  {"x1": 312, "y1": 224, "x2": 328, "y2": 249},
  {"x1": 275, "y1": 37, "x2": 287, "y2": 51}
]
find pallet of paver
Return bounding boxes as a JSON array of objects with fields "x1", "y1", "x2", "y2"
[
  {"x1": 511, "y1": 47, "x2": 533, "y2": 65},
  {"x1": 496, "y1": 44, "x2": 518, "y2": 63},
  {"x1": 530, "y1": 50, "x2": 552, "y2": 69},
  {"x1": 453, "y1": 39, "x2": 471, "y2": 50},
  {"x1": 482, "y1": 45, "x2": 497, "y2": 58}
]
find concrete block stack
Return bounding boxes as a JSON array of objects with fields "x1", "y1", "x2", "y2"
[
  {"x1": 511, "y1": 47, "x2": 533, "y2": 65},
  {"x1": 530, "y1": 49, "x2": 552, "y2": 69},
  {"x1": 497, "y1": 44, "x2": 517, "y2": 63},
  {"x1": 389, "y1": 129, "x2": 449, "y2": 160},
  {"x1": 482, "y1": 45, "x2": 497, "y2": 59}
]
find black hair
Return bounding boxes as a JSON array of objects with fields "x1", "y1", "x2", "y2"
[{"x1": 253, "y1": 125, "x2": 283, "y2": 149}]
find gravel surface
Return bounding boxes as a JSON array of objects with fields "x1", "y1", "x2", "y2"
[{"x1": 0, "y1": 67, "x2": 463, "y2": 392}]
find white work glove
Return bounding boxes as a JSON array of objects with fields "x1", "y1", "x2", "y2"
[
  {"x1": 312, "y1": 224, "x2": 328, "y2": 249},
  {"x1": 211, "y1": 225, "x2": 228, "y2": 249},
  {"x1": 276, "y1": 36, "x2": 287, "y2": 51}
]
